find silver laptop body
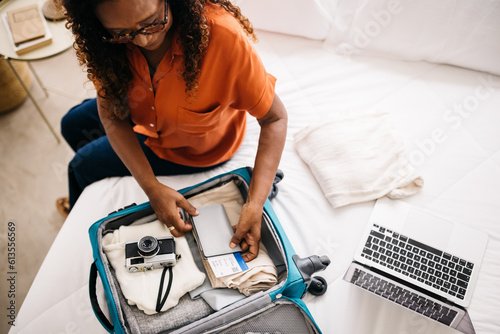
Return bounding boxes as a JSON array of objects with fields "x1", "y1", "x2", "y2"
[{"x1": 344, "y1": 197, "x2": 488, "y2": 334}]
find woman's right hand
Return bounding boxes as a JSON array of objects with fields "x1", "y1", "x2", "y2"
[{"x1": 145, "y1": 181, "x2": 198, "y2": 237}]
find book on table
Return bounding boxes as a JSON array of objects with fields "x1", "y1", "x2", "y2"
[
  {"x1": 7, "y1": 4, "x2": 46, "y2": 45},
  {"x1": 3, "y1": 4, "x2": 52, "y2": 55}
]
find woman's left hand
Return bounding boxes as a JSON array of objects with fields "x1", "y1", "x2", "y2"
[{"x1": 230, "y1": 202, "x2": 263, "y2": 262}]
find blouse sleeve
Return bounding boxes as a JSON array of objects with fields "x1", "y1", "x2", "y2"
[{"x1": 203, "y1": 17, "x2": 277, "y2": 119}]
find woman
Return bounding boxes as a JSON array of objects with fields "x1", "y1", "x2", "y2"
[{"x1": 58, "y1": 0, "x2": 287, "y2": 261}]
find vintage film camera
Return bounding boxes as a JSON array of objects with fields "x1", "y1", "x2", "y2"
[{"x1": 125, "y1": 236, "x2": 180, "y2": 272}]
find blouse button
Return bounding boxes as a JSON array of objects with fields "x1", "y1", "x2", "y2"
[
  {"x1": 149, "y1": 123, "x2": 154, "y2": 128},
  {"x1": 151, "y1": 106, "x2": 155, "y2": 111},
  {"x1": 149, "y1": 87, "x2": 153, "y2": 92}
]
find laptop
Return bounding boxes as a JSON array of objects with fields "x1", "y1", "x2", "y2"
[{"x1": 343, "y1": 197, "x2": 488, "y2": 334}]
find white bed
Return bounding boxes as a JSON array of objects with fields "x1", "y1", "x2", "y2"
[{"x1": 10, "y1": 1, "x2": 500, "y2": 333}]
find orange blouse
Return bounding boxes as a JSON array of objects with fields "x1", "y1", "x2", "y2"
[{"x1": 121, "y1": 3, "x2": 276, "y2": 167}]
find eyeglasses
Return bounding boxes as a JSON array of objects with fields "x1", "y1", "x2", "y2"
[{"x1": 102, "y1": 0, "x2": 168, "y2": 44}]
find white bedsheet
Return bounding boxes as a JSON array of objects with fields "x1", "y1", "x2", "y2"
[{"x1": 10, "y1": 31, "x2": 500, "y2": 334}]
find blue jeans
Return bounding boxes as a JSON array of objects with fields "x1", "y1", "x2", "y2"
[{"x1": 61, "y1": 99, "x2": 224, "y2": 209}]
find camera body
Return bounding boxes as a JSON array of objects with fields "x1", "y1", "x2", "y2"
[{"x1": 125, "y1": 236, "x2": 179, "y2": 273}]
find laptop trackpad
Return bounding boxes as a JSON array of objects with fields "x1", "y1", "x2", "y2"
[{"x1": 402, "y1": 208, "x2": 452, "y2": 249}]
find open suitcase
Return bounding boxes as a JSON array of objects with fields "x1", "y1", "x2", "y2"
[{"x1": 88, "y1": 167, "x2": 330, "y2": 334}]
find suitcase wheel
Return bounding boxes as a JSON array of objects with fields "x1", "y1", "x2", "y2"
[{"x1": 308, "y1": 276, "x2": 328, "y2": 296}]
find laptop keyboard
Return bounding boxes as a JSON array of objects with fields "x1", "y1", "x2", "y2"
[
  {"x1": 349, "y1": 267, "x2": 459, "y2": 326},
  {"x1": 361, "y1": 224, "x2": 474, "y2": 300}
]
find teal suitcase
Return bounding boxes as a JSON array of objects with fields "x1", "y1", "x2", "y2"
[{"x1": 88, "y1": 167, "x2": 330, "y2": 333}]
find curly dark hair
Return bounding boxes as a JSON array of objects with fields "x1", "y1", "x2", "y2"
[{"x1": 63, "y1": 0, "x2": 256, "y2": 119}]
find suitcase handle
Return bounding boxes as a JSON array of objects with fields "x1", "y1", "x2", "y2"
[{"x1": 89, "y1": 261, "x2": 114, "y2": 332}]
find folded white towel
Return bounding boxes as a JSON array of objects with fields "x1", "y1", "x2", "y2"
[
  {"x1": 201, "y1": 249, "x2": 278, "y2": 296},
  {"x1": 102, "y1": 221, "x2": 206, "y2": 315},
  {"x1": 294, "y1": 110, "x2": 423, "y2": 208}
]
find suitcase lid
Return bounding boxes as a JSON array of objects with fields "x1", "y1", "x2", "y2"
[{"x1": 169, "y1": 294, "x2": 322, "y2": 334}]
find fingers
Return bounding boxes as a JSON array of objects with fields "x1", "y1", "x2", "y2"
[
  {"x1": 229, "y1": 202, "x2": 263, "y2": 262},
  {"x1": 178, "y1": 197, "x2": 199, "y2": 216},
  {"x1": 230, "y1": 228, "x2": 245, "y2": 249},
  {"x1": 168, "y1": 198, "x2": 198, "y2": 235},
  {"x1": 239, "y1": 239, "x2": 250, "y2": 253},
  {"x1": 154, "y1": 206, "x2": 192, "y2": 237},
  {"x1": 242, "y1": 243, "x2": 258, "y2": 262},
  {"x1": 231, "y1": 230, "x2": 258, "y2": 262},
  {"x1": 230, "y1": 224, "x2": 259, "y2": 262},
  {"x1": 148, "y1": 187, "x2": 195, "y2": 236},
  {"x1": 171, "y1": 207, "x2": 193, "y2": 234},
  {"x1": 230, "y1": 225, "x2": 250, "y2": 252}
]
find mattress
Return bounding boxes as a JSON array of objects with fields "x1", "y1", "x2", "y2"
[{"x1": 10, "y1": 30, "x2": 500, "y2": 334}]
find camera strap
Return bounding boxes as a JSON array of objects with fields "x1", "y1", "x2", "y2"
[{"x1": 155, "y1": 266, "x2": 173, "y2": 313}]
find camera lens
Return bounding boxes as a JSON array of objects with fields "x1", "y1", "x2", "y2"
[{"x1": 137, "y1": 236, "x2": 160, "y2": 258}]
